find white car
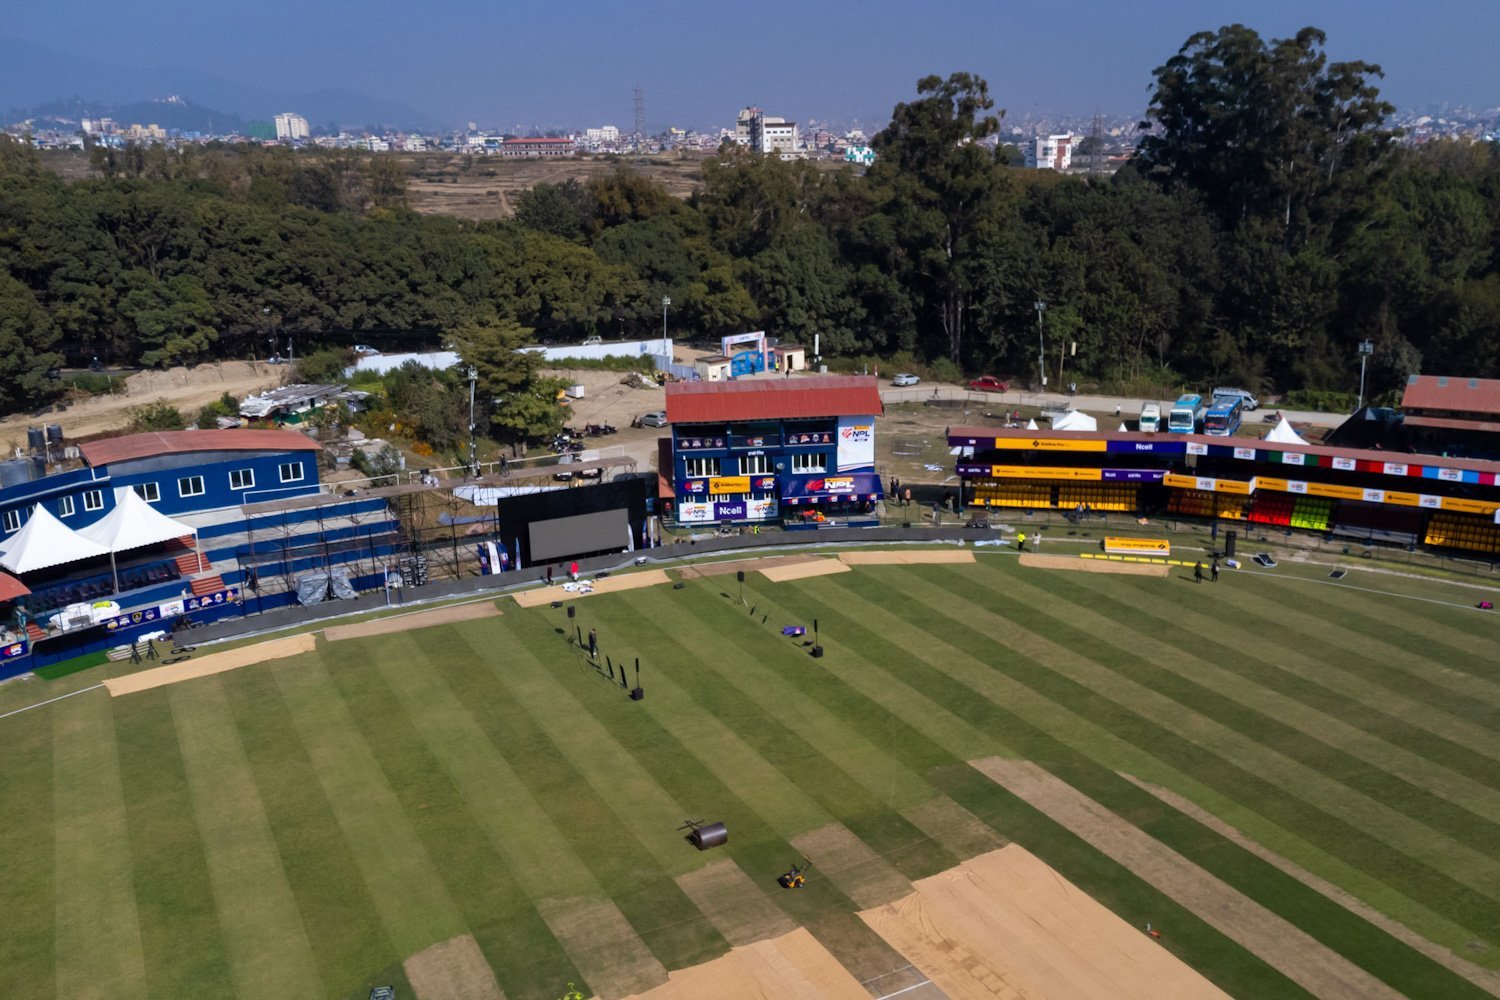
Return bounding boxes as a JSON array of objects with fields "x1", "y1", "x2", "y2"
[
  {"x1": 352, "y1": 344, "x2": 380, "y2": 356},
  {"x1": 891, "y1": 373, "x2": 921, "y2": 387}
]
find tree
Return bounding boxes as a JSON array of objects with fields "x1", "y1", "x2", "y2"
[
  {"x1": 514, "y1": 181, "x2": 587, "y2": 241},
  {"x1": 868, "y1": 72, "x2": 1011, "y2": 363},
  {"x1": 0, "y1": 273, "x2": 64, "y2": 413},
  {"x1": 451, "y1": 320, "x2": 566, "y2": 449}
]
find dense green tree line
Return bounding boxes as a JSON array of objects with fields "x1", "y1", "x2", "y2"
[{"x1": 2, "y1": 22, "x2": 1498, "y2": 422}]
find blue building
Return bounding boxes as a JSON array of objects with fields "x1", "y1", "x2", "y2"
[{"x1": 662, "y1": 375, "x2": 884, "y2": 526}]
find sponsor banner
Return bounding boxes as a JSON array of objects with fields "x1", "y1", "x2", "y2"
[
  {"x1": 0, "y1": 639, "x2": 27, "y2": 662},
  {"x1": 1441, "y1": 496, "x2": 1500, "y2": 516},
  {"x1": 1023, "y1": 438, "x2": 1109, "y2": 452},
  {"x1": 1363, "y1": 488, "x2": 1386, "y2": 503},
  {"x1": 786, "y1": 430, "x2": 834, "y2": 446},
  {"x1": 1281, "y1": 451, "x2": 1306, "y2": 466},
  {"x1": 1105, "y1": 439, "x2": 1186, "y2": 454},
  {"x1": 681, "y1": 479, "x2": 708, "y2": 495},
  {"x1": 1104, "y1": 537, "x2": 1171, "y2": 555},
  {"x1": 1163, "y1": 473, "x2": 1198, "y2": 490},
  {"x1": 677, "y1": 502, "x2": 713, "y2": 523},
  {"x1": 1305, "y1": 482, "x2": 1365, "y2": 501},
  {"x1": 752, "y1": 475, "x2": 777, "y2": 491},
  {"x1": 1233, "y1": 446, "x2": 1257, "y2": 460},
  {"x1": 1186, "y1": 441, "x2": 1208, "y2": 456},
  {"x1": 1419, "y1": 494, "x2": 1443, "y2": 509},
  {"x1": 1432, "y1": 466, "x2": 1465, "y2": 482},
  {"x1": 748, "y1": 497, "x2": 777, "y2": 519},
  {"x1": 714, "y1": 500, "x2": 747, "y2": 520},
  {"x1": 956, "y1": 463, "x2": 992, "y2": 477},
  {"x1": 1287, "y1": 480, "x2": 1309, "y2": 494},
  {"x1": 1332, "y1": 456, "x2": 1357, "y2": 471},
  {"x1": 678, "y1": 435, "x2": 726, "y2": 450},
  {"x1": 1382, "y1": 462, "x2": 1409, "y2": 477},
  {"x1": 1384, "y1": 491, "x2": 1421, "y2": 507},
  {"x1": 781, "y1": 472, "x2": 882, "y2": 501},
  {"x1": 101, "y1": 587, "x2": 240, "y2": 633},
  {"x1": 1101, "y1": 469, "x2": 1165, "y2": 482},
  {"x1": 709, "y1": 475, "x2": 750, "y2": 494},
  {"x1": 1256, "y1": 477, "x2": 1288, "y2": 493},
  {"x1": 1217, "y1": 478, "x2": 1253, "y2": 495},
  {"x1": 835, "y1": 416, "x2": 875, "y2": 471},
  {"x1": 988, "y1": 466, "x2": 1101, "y2": 481}
]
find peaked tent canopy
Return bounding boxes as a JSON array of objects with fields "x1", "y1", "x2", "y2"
[
  {"x1": 0, "y1": 504, "x2": 110, "y2": 574},
  {"x1": 1025, "y1": 418, "x2": 1039, "y2": 430},
  {"x1": 1264, "y1": 416, "x2": 1309, "y2": 446},
  {"x1": 78, "y1": 488, "x2": 195, "y2": 554},
  {"x1": 1052, "y1": 410, "x2": 1098, "y2": 432}
]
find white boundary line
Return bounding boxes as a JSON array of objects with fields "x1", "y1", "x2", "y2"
[
  {"x1": 0, "y1": 684, "x2": 104, "y2": 721},
  {"x1": 872, "y1": 980, "x2": 936, "y2": 1000}
]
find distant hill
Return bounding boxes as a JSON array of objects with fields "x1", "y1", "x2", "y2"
[
  {"x1": 0, "y1": 36, "x2": 445, "y2": 132},
  {"x1": 24, "y1": 96, "x2": 247, "y2": 135}
]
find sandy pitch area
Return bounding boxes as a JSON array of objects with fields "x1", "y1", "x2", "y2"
[
  {"x1": 861, "y1": 843, "x2": 1231, "y2": 1000},
  {"x1": 839, "y1": 549, "x2": 975, "y2": 565},
  {"x1": 324, "y1": 602, "x2": 501, "y2": 641},
  {"x1": 972, "y1": 757, "x2": 1404, "y2": 1000},
  {"x1": 1020, "y1": 554, "x2": 1168, "y2": 577},
  {"x1": 677, "y1": 555, "x2": 824, "y2": 579},
  {"x1": 405, "y1": 934, "x2": 506, "y2": 1000},
  {"x1": 616, "y1": 928, "x2": 869, "y2": 1000},
  {"x1": 103, "y1": 634, "x2": 317, "y2": 697},
  {"x1": 759, "y1": 559, "x2": 851, "y2": 582},
  {"x1": 511, "y1": 570, "x2": 673, "y2": 608}
]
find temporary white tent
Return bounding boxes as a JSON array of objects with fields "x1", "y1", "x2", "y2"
[
  {"x1": 1025, "y1": 418, "x2": 1039, "y2": 430},
  {"x1": 1264, "y1": 416, "x2": 1309, "y2": 446},
  {"x1": 1118, "y1": 422, "x2": 1130, "y2": 432},
  {"x1": 0, "y1": 504, "x2": 109, "y2": 575},
  {"x1": 1052, "y1": 410, "x2": 1099, "y2": 432},
  {"x1": 78, "y1": 488, "x2": 199, "y2": 592}
]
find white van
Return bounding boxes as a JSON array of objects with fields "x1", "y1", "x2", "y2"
[
  {"x1": 1138, "y1": 403, "x2": 1161, "y2": 433},
  {"x1": 1212, "y1": 386, "x2": 1259, "y2": 411}
]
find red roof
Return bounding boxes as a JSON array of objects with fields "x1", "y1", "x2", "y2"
[
  {"x1": 665, "y1": 376, "x2": 883, "y2": 424},
  {"x1": 0, "y1": 572, "x2": 30, "y2": 602},
  {"x1": 503, "y1": 137, "x2": 575, "y2": 144},
  {"x1": 80, "y1": 429, "x2": 322, "y2": 467},
  {"x1": 1401, "y1": 375, "x2": 1500, "y2": 418}
]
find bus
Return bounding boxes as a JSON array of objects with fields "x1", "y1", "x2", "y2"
[
  {"x1": 1167, "y1": 393, "x2": 1205, "y2": 434},
  {"x1": 1138, "y1": 402, "x2": 1161, "y2": 433},
  {"x1": 1204, "y1": 397, "x2": 1243, "y2": 436}
]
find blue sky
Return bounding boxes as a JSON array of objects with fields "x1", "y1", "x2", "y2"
[{"x1": 7, "y1": 0, "x2": 1495, "y2": 129}]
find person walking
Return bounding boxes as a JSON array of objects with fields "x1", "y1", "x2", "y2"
[
  {"x1": 1194, "y1": 561, "x2": 1204, "y2": 584},
  {"x1": 569, "y1": 560, "x2": 579, "y2": 582},
  {"x1": 1211, "y1": 557, "x2": 1220, "y2": 583},
  {"x1": 588, "y1": 627, "x2": 598, "y2": 658}
]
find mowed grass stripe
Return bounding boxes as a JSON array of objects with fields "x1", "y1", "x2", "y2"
[
  {"x1": 272, "y1": 648, "x2": 467, "y2": 955},
  {"x1": 368, "y1": 633, "x2": 594, "y2": 999},
  {"x1": 52, "y1": 690, "x2": 148, "y2": 1000},
  {"x1": 993, "y1": 568, "x2": 1500, "y2": 856},
  {"x1": 0, "y1": 710, "x2": 54, "y2": 1000},
  {"x1": 900, "y1": 564, "x2": 1500, "y2": 952},
  {"x1": 439, "y1": 627, "x2": 727, "y2": 974},
  {"x1": 221, "y1": 663, "x2": 398, "y2": 994},
  {"x1": 112, "y1": 690, "x2": 236, "y2": 998},
  {"x1": 323, "y1": 631, "x2": 587, "y2": 1000},
  {"x1": 1063, "y1": 570, "x2": 1500, "y2": 794},
  {"x1": 168, "y1": 679, "x2": 323, "y2": 1000},
  {"x1": 603, "y1": 586, "x2": 956, "y2": 880}
]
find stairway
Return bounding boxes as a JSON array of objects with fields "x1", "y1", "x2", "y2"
[
  {"x1": 25, "y1": 623, "x2": 46, "y2": 643},
  {"x1": 171, "y1": 536, "x2": 210, "y2": 574},
  {"x1": 190, "y1": 574, "x2": 225, "y2": 597}
]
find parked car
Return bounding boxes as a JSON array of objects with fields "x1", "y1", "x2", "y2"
[
  {"x1": 582, "y1": 335, "x2": 603, "y2": 346},
  {"x1": 968, "y1": 375, "x2": 1008, "y2": 392},
  {"x1": 1211, "y1": 386, "x2": 1259, "y2": 411},
  {"x1": 637, "y1": 411, "x2": 669, "y2": 428},
  {"x1": 891, "y1": 373, "x2": 921, "y2": 387},
  {"x1": 352, "y1": 344, "x2": 380, "y2": 356}
]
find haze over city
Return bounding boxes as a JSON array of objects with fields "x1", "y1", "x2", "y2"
[{"x1": 4, "y1": 0, "x2": 1497, "y2": 130}]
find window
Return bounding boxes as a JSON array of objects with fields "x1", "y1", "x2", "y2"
[
  {"x1": 83, "y1": 489, "x2": 103, "y2": 511},
  {"x1": 791, "y1": 452, "x2": 826, "y2": 473},
  {"x1": 740, "y1": 454, "x2": 771, "y2": 475},
  {"x1": 684, "y1": 456, "x2": 720, "y2": 478},
  {"x1": 229, "y1": 468, "x2": 255, "y2": 490},
  {"x1": 178, "y1": 476, "x2": 205, "y2": 498},
  {"x1": 134, "y1": 482, "x2": 161, "y2": 503},
  {"x1": 279, "y1": 461, "x2": 305, "y2": 483},
  {"x1": 58, "y1": 495, "x2": 74, "y2": 518},
  {"x1": 2, "y1": 509, "x2": 19, "y2": 533}
]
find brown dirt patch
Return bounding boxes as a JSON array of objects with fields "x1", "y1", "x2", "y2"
[
  {"x1": 616, "y1": 928, "x2": 869, "y2": 1000},
  {"x1": 1019, "y1": 554, "x2": 1168, "y2": 577},
  {"x1": 103, "y1": 634, "x2": 316, "y2": 697},
  {"x1": 1122, "y1": 773, "x2": 1500, "y2": 997},
  {"x1": 537, "y1": 896, "x2": 667, "y2": 999},
  {"x1": 324, "y1": 602, "x2": 501, "y2": 641},
  {"x1": 677, "y1": 555, "x2": 823, "y2": 579},
  {"x1": 790, "y1": 823, "x2": 911, "y2": 910},
  {"x1": 860, "y1": 843, "x2": 1230, "y2": 1000},
  {"x1": 902, "y1": 795, "x2": 1008, "y2": 861},
  {"x1": 511, "y1": 570, "x2": 673, "y2": 608},
  {"x1": 759, "y1": 559, "x2": 851, "y2": 583},
  {"x1": 404, "y1": 933, "x2": 506, "y2": 1000},
  {"x1": 839, "y1": 549, "x2": 975, "y2": 565},
  {"x1": 971, "y1": 757, "x2": 1404, "y2": 1000},
  {"x1": 674, "y1": 858, "x2": 797, "y2": 947}
]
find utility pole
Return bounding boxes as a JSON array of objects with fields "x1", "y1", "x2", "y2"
[
  {"x1": 1356, "y1": 340, "x2": 1374, "y2": 410},
  {"x1": 1034, "y1": 300, "x2": 1047, "y2": 388},
  {"x1": 662, "y1": 296, "x2": 671, "y2": 339},
  {"x1": 467, "y1": 366, "x2": 478, "y2": 478}
]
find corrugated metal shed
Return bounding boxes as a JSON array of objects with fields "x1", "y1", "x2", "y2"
[{"x1": 665, "y1": 375, "x2": 883, "y2": 424}]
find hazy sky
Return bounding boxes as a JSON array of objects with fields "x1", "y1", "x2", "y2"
[{"x1": 9, "y1": 0, "x2": 1496, "y2": 128}]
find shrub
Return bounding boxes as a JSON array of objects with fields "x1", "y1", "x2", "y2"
[
  {"x1": 66, "y1": 373, "x2": 125, "y2": 397},
  {"x1": 195, "y1": 392, "x2": 239, "y2": 428},
  {"x1": 128, "y1": 399, "x2": 186, "y2": 431},
  {"x1": 1282, "y1": 388, "x2": 1357, "y2": 413}
]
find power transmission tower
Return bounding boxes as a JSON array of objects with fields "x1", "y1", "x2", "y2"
[{"x1": 633, "y1": 85, "x2": 646, "y2": 153}]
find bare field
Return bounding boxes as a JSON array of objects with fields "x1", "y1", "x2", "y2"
[{"x1": 404, "y1": 154, "x2": 710, "y2": 221}]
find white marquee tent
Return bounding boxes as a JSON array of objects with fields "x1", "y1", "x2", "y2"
[
  {"x1": 0, "y1": 504, "x2": 109, "y2": 574},
  {"x1": 78, "y1": 489, "x2": 199, "y2": 592},
  {"x1": 1263, "y1": 416, "x2": 1309, "y2": 446},
  {"x1": 1052, "y1": 409, "x2": 1099, "y2": 432}
]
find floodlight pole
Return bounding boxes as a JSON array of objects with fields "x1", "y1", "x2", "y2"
[
  {"x1": 662, "y1": 295, "x2": 671, "y2": 340},
  {"x1": 1034, "y1": 300, "x2": 1047, "y2": 389},
  {"x1": 1356, "y1": 339, "x2": 1374, "y2": 410},
  {"x1": 467, "y1": 366, "x2": 478, "y2": 478}
]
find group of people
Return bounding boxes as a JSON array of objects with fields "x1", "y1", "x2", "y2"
[
  {"x1": 545, "y1": 561, "x2": 582, "y2": 586},
  {"x1": 1193, "y1": 558, "x2": 1221, "y2": 584}
]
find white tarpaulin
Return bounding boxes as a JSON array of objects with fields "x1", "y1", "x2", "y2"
[
  {"x1": 78, "y1": 488, "x2": 194, "y2": 554},
  {"x1": 1264, "y1": 416, "x2": 1309, "y2": 446},
  {"x1": 1051, "y1": 410, "x2": 1098, "y2": 432},
  {"x1": 0, "y1": 503, "x2": 109, "y2": 574}
]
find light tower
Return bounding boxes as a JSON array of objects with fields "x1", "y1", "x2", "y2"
[{"x1": 633, "y1": 84, "x2": 646, "y2": 152}]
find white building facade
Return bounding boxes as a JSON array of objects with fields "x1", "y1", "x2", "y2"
[{"x1": 274, "y1": 113, "x2": 310, "y2": 140}]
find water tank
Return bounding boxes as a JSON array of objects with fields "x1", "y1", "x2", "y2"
[
  {"x1": 0, "y1": 458, "x2": 37, "y2": 488},
  {"x1": 26, "y1": 427, "x2": 44, "y2": 452},
  {"x1": 46, "y1": 424, "x2": 63, "y2": 445}
]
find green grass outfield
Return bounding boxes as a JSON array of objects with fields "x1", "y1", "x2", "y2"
[{"x1": 3, "y1": 554, "x2": 1500, "y2": 999}]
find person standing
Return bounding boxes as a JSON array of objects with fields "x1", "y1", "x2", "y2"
[
  {"x1": 1017, "y1": 531, "x2": 1027, "y2": 552},
  {"x1": 903, "y1": 487, "x2": 911, "y2": 508},
  {"x1": 1211, "y1": 557, "x2": 1220, "y2": 583},
  {"x1": 1194, "y1": 561, "x2": 1204, "y2": 584},
  {"x1": 588, "y1": 627, "x2": 598, "y2": 658},
  {"x1": 1032, "y1": 529, "x2": 1041, "y2": 552},
  {"x1": 547, "y1": 565, "x2": 555, "y2": 586},
  {"x1": 570, "y1": 560, "x2": 579, "y2": 582}
]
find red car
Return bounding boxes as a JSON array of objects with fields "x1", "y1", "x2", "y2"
[{"x1": 968, "y1": 375, "x2": 1009, "y2": 392}]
